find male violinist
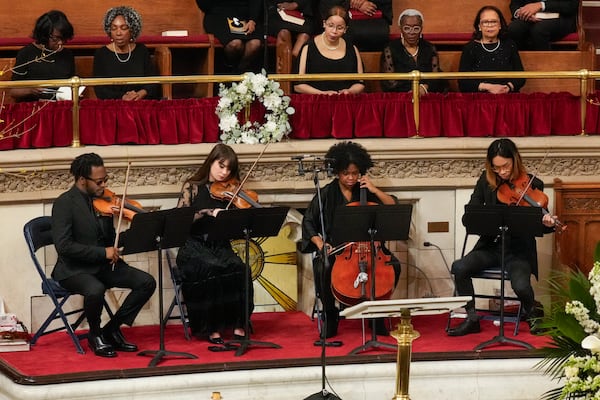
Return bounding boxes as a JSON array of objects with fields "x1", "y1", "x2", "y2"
[
  {"x1": 52, "y1": 153, "x2": 156, "y2": 357},
  {"x1": 447, "y1": 138, "x2": 556, "y2": 336},
  {"x1": 301, "y1": 141, "x2": 401, "y2": 339}
]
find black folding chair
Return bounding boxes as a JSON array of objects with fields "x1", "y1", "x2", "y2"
[
  {"x1": 25, "y1": 216, "x2": 113, "y2": 354},
  {"x1": 162, "y1": 250, "x2": 191, "y2": 340}
]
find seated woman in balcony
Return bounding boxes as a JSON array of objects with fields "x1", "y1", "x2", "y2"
[
  {"x1": 318, "y1": 0, "x2": 392, "y2": 52},
  {"x1": 380, "y1": 8, "x2": 447, "y2": 95},
  {"x1": 10, "y1": 10, "x2": 75, "y2": 102},
  {"x1": 294, "y1": 6, "x2": 365, "y2": 95},
  {"x1": 196, "y1": 0, "x2": 263, "y2": 73},
  {"x1": 458, "y1": 5, "x2": 525, "y2": 94},
  {"x1": 93, "y1": 6, "x2": 160, "y2": 101},
  {"x1": 267, "y1": 1, "x2": 316, "y2": 58}
]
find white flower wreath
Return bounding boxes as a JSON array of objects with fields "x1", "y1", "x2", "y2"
[{"x1": 216, "y1": 71, "x2": 295, "y2": 145}]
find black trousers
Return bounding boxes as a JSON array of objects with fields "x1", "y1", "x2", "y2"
[
  {"x1": 451, "y1": 244, "x2": 535, "y2": 319},
  {"x1": 508, "y1": 17, "x2": 576, "y2": 50},
  {"x1": 60, "y1": 261, "x2": 156, "y2": 336}
]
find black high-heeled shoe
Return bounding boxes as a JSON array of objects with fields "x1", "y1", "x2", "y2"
[{"x1": 208, "y1": 336, "x2": 225, "y2": 345}]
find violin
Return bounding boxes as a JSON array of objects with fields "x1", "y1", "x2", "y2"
[
  {"x1": 330, "y1": 188, "x2": 396, "y2": 306},
  {"x1": 497, "y1": 173, "x2": 566, "y2": 231},
  {"x1": 209, "y1": 178, "x2": 262, "y2": 209},
  {"x1": 93, "y1": 188, "x2": 146, "y2": 221}
]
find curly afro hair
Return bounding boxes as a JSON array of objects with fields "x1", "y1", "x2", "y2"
[
  {"x1": 103, "y1": 6, "x2": 143, "y2": 40},
  {"x1": 325, "y1": 141, "x2": 373, "y2": 175}
]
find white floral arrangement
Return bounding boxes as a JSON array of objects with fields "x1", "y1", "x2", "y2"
[
  {"x1": 560, "y1": 262, "x2": 600, "y2": 399},
  {"x1": 216, "y1": 71, "x2": 294, "y2": 145},
  {"x1": 540, "y1": 261, "x2": 600, "y2": 400}
]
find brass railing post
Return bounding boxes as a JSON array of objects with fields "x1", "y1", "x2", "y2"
[
  {"x1": 70, "y1": 76, "x2": 82, "y2": 148},
  {"x1": 579, "y1": 69, "x2": 589, "y2": 136},
  {"x1": 411, "y1": 70, "x2": 421, "y2": 138}
]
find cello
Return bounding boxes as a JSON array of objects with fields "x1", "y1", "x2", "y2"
[{"x1": 330, "y1": 188, "x2": 396, "y2": 306}]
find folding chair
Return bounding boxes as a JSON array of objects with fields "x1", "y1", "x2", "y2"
[
  {"x1": 162, "y1": 250, "x2": 191, "y2": 340},
  {"x1": 25, "y1": 216, "x2": 113, "y2": 354},
  {"x1": 447, "y1": 233, "x2": 522, "y2": 336}
]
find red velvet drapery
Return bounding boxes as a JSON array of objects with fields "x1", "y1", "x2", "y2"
[{"x1": 0, "y1": 92, "x2": 597, "y2": 150}]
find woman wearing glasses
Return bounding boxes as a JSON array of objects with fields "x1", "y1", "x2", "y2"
[
  {"x1": 447, "y1": 138, "x2": 556, "y2": 336},
  {"x1": 294, "y1": 5, "x2": 365, "y2": 94},
  {"x1": 458, "y1": 5, "x2": 525, "y2": 93},
  {"x1": 380, "y1": 8, "x2": 447, "y2": 94},
  {"x1": 10, "y1": 10, "x2": 75, "y2": 102}
]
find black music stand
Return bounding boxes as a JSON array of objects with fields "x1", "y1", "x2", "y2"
[
  {"x1": 121, "y1": 207, "x2": 197, "y2": 367},
  {"x1": 199, "y1": 206, "x2": 289, "y2": 356},
  {"x1": 331, "y1": 204, "x2": 413, "y2": 355},
  {"x1": 463, "y1": 204, "x2": 542, "y2": 351}
]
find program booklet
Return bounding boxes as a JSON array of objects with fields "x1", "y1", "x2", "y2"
[
  {"x1": 228, "y1": 17, "x2": 248, "y2": 34},
  {"x1": 278, "y1": 9, "x2": 305, "y2": 25},
  {"x1": 535, "y1": 12, "x2": 560, "y2": 19}
]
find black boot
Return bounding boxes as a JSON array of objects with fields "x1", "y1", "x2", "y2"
[
  {"x1": 523, "y1": 301, "x2": 544, "y2": 334},
  {"x1": 447, "y1": 317, "x2": 481, "y2": 336},
  {"x1": 88, "y1": 333, "x2": 117, "y2": 357},
  {"x1": 102, "y1": 326, "x2": 138, "y2": 352}
]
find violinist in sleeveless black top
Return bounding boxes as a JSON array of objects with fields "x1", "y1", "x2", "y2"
[
  {"x1": 301, "y1": 141, "x2": 401, "y2": 338},
  {"x1": 448, "y1": 138, "x2": 557, "y2": 336}
]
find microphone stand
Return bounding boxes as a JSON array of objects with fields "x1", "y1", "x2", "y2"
[{"x1": 292, "y1": 156, "x2": 341, "y2": 400}]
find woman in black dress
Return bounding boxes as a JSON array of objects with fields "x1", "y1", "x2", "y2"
[
  {"x1": 381, "y1": 8, "x2": 447, "y2": 94},
  {"x1": 176, "y1": 144, "x2": 253, "y2": 344},
  {"x1": 197, "y1": 0, "x2": 263, "y2": 73},
  {"x1": 294, "y1": 6, "x2": 364, "y2": 94},
  {"x1": 459, "y1": 5, "x2": 525, "y2": 94},
  {"x1": 10, "y1": 10, "x2": 75, "y2": 102},
  {"x1": 93, "y1": 6, "x2": 160, "y2": 100}
]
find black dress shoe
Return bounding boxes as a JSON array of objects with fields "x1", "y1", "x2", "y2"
[
  {"x1": 447, "y1": 318, "x2": 481, "y2": 337},
  {"x1": 208, "y1": 336, "x2": 225, "y2": 345},
  {"x1": 233, "y1": 334, "x2": 245, "y2": 341},
  {"x1": 89, "y1": 334, "x2": 117, "y2": 358},
  {"x1": 102, "y1": 328, "x2": 138, "y2": 352}
]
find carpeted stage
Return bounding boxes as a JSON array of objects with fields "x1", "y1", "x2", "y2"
[{"x1": 0, "y1": 311, "x2": 550, "y2": 385}]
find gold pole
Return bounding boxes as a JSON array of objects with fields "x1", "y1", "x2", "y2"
[
  {"x1": 391, "y1": 309, "x2": 420, "y2": 400},
  {"x1": 70, "y1": 76, "x2": 81, "y2": 148},
  {"x1": 579, "y1": 69, "x2": 588, "y2": 136},
  {"x1": 410, "y1": 71, "x2": 421, "y2": 138}
]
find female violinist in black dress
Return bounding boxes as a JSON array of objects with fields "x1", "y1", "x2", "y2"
[{"x1": 176, "y1": 144, "x2": 253, "y2": 344}]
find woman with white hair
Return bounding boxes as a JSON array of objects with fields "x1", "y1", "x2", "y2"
[
  {"x1": 380, "y1": 8, "x2": 447, "y2": 94},
  {"x1": 93, "y1": 6, "x2": 160, "y2": 100}
]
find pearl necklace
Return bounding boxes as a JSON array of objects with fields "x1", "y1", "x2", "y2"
[
  {"x1": 480, "y1": 39, "x2": 500, "y2": 53},
  {"x1": 112, "y1": 42, "x2": 132, "y2": 63},
  {"x1": 321, "y1": 33, "x2": 340, "y2": 51}
]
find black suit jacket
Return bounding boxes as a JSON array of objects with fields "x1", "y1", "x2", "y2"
[{"x1": 51, "y1": 185, "x2": 113, "y2": 281}]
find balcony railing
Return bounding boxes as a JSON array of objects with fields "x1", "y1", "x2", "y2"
[{"x1": 0, "y1": 69, "x2": 598, "y2": 147}]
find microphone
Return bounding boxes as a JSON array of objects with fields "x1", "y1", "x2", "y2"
[
  {"x1": 291, "y1": 155, "x2": 311, "y2": 176},
  {"x1": 424, "y1": 241, "x2": 453, "y2": 279}
]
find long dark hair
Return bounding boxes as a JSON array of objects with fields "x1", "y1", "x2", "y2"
[
  {"x1": 485, "y1": 138, "x2": 526, "y2": 189},
  {"x1": 471, "y1": 5, "x2": 508, "y2": 41},
  {"x1": 186, "y1": 144, "x2": 240, "y2": 186},
  {"x1": 32, "y1": 10, "x2": 74, "y2": 46}
]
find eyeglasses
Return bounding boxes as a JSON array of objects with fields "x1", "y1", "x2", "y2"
[
  {"x1": 49, "y1": 34, "x2": 64, "y2": 42},
  {"x1": 480, "y1": 20, "x2": 500, "y2": 27},
  {"x1": 324, "y1": 23, "x2": 346, "y2": 32},
  {"x1": 84, "y1": 176, "x2": 109, "y2": 186},
  {"x1": 401, "y1": 25, "x2": 422, "y2": 34},
  {"x1": 491, "y1": 161, "x2": 512, "y2": 173}
]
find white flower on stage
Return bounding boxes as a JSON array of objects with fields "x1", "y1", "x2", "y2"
[{"x1": 216, "y1": 70, "x2": 294, "y2": 145}]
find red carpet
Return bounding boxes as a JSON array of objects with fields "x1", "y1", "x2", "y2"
[{"x1": 0, "y1": 311, "x2": 551, "y2": 379}]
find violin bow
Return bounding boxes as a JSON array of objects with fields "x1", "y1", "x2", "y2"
[
  {"x1": 112, "y1": 161, "x2": 132, "y2": 270},
  {"x1": 225, "y1": 142, "x2": 269, "y2": 210}
]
